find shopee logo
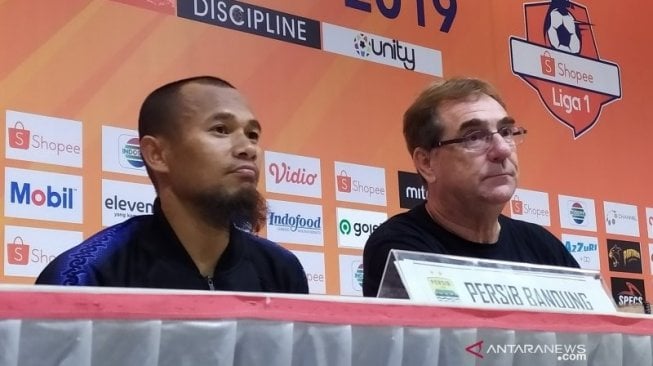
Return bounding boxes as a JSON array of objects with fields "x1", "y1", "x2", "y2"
[
  {"x1": 10, "y1": 181, "x2": 75, "y2": 209},
  {"x1": 511, "y1": 196, "x2": 523, "y2": 214},
  {"x1": 337, "y1": 170, "x2": 352, "y2": 192},
  {"x1": 8, "y1": 121, "x2": 30, "y2": 149},
  {"x1": 6, "y1": 236, "x2": 29, "y2": 265},
  {"x1": 540, "y1": 51, "x2": 555, "y2": 77}
]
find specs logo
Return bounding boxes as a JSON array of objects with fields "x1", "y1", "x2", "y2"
[
  {"x1": 351, "y1": 33, "x2": 416, "y2": 70},
  {"x1": 268, "y1": 162, "x2": 318, "y2": 186},
  {"x1": 611, "y1": 277, "x2": 645, "y2": 307},
  {"x1": 120, "y1": 136, "x2": 144, "y2": 168},
  {"x1": 10, "y1": 182, "x2": 75, "y2": 209}
]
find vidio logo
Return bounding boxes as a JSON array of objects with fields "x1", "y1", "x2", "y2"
[{"x1": 338, "y1": 219, "x2": 379, "y2": 237}]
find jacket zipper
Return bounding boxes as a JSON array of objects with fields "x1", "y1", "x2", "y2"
[{"x1": 207, "y1": 276, "x2": 215, "y2": 291}]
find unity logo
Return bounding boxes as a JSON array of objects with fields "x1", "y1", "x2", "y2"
[{"x1": 351, "y1": 32, "x2": 416, "y2": 70}]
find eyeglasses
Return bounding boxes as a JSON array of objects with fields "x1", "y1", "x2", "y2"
[{"x1": 432, "y1": 126, "x2": 527, "y2": 152}]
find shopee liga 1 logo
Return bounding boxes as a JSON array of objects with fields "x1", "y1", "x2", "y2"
[{"x1": 509, "y1": 0, "x2": 621, "y2": 138}]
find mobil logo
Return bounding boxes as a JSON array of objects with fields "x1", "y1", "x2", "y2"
[
  {"x1": 265, "y1": 151, "x2": 322, "y2": 198},
  {"x1": 5, "y1": 167, "x2": 83, "y2": 223},
  {"x1": 10, "y1": 181, "x2": 75, "y2": 209}
]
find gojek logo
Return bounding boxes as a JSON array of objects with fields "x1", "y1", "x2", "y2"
[
  {"x1": 4, "y1": 167, "x2": 83, "y2": 223},
  {"x1": 336, "y1": 207, "x2": 387, "y2": 249}
]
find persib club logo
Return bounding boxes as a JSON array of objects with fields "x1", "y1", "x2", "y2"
[
  {"x1": 353, "y1": 33, "x2": 371, "y2": 57},
  {"x1": 509, "y1": 0, "x2": 621, "y2": 138}
]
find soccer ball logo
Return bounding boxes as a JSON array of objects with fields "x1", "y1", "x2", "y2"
[
  {"x1": 354, "y1": 33, "x2": 371, "y2": 57},
  {"x1": 544, "y1": 0, "x2": 582, "y2": 54}
]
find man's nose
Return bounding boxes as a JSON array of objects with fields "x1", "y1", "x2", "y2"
[
  {"x1": 486, "y1": 133, "x2": 513, "y2": 162},
  {"x1": 233, "y1": 132, "x2": 258, "y2": 160}
]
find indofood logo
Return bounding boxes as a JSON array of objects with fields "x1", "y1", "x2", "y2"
[
  {"x1": 569, "y1": 201, "x2": 586, "y2": 224},
  {"x1": 268, "y1": 211, "x2": 321, "y2": 234},
  {"x1": 509, "y1": 0, "x2": 621, "y2": 138},
  {"x1": 120, "y1": 136, "x2": 144, "y2": 168},
  {"x1": 353, "y1": 33, "x2": 371, "y2": 57}
]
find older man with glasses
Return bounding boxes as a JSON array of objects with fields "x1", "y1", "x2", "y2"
[{"x1": 362, "y1": 77, "x2": 579, "y2": 297}]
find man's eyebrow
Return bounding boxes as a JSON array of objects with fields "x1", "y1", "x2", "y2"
[{"x1": 457, "y1": 116, "x2": 515, "y2": 131}]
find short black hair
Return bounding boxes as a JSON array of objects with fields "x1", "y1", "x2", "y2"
[
  {"x1": 138, "y1": 76, "x2": 235, "y2": 140},
  {"x1": 137, "y1": 76, "x2": 235, "y2": 189}
]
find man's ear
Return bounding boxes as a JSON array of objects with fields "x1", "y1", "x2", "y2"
[
  {"x1": 139, "y1": 135, "x2": 169, "y2": 174},
  {"x1": 412, "y1": 147, "x2": 437, "y2": 184}
]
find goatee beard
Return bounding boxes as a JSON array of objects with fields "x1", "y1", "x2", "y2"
[{"x1": 191, "y1": 185, "x2": 267, "y2": 232}]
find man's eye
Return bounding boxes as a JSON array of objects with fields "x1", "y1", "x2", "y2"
[
  {"x1": 212, "y1": 125, "x2": 227, "y2": 134},
  {"x1": 248, "y1": 131, "x2": 260, "y2": 140},
  {"x1": 464, "y1": 131, "x2": 485, "y2": 142},
  {"x1": 499, "y1": 127, "x2": 514, "y2": 137}
]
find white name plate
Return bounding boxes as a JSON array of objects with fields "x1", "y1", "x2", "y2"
[{"x1": 393, "y1": 254, "x2": 616, "y2": 314}]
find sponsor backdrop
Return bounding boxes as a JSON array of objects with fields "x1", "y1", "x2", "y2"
[{"x1": 1, "y1": 0, "x2": 651, "y2": 301}]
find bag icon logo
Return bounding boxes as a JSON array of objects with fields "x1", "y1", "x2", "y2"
[
  {"x1": 337, "y1": 170, "x2": 352, "y2": 193},
  {"x1": 7, "y1": 236, "x2": 30, "y2": 265},
  {"x1": 511, "y1": 196, "x2": 524, "y2": 215},
  {"x1": 540, "y1": 51, "x2": 555, "y2": 76},
  {"x1": 8, "y1": 121, "x2": 30, "y2": 150}
]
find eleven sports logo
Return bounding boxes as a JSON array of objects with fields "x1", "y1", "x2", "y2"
[{"x1": 509, "y1": 0, "x2": 622, "y2": 138}]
